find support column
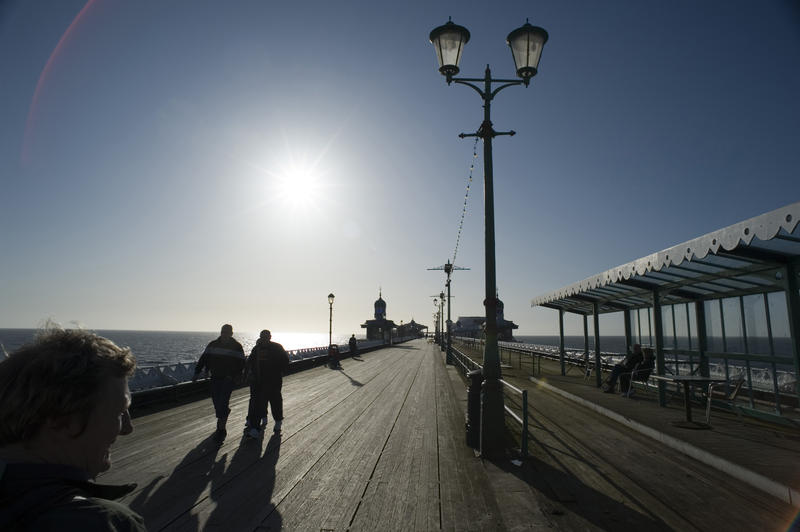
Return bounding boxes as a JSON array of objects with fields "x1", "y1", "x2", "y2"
[
  {"x1": 559, "y1": 309, "x2": 566, "y2": 376},
  {"x1": 624, "y1": 309, "x2": 632, "y2": 353},
  {"x1": 653, "y1": 291, "x2": 666, "y2": 406},
  {"x1": 583, "y1": 314, "x2": 589, "y2": 373},
  {"x1": 784, "y1": 260, "x2": 800, "y2": 406},
  {"x1": 695, "y1": 299, "x2": 709, "y2": 377},
  {"x1": 593, "y1": 302, "x2": 601, "y2": 387}
]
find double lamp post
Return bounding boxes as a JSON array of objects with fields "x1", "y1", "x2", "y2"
[{"x1": 429, "y1": 18, "x2": 548, "y2": 456}]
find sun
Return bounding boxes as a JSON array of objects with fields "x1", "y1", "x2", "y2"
[{"x1": 273, "y1": 161, "x2": 323, "y2": 211}]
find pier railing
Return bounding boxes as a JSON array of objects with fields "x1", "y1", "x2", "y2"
[
  {"x1": 450, "y1": 344, "x2": 529, "y2": 457},
  {"x1": 130, "y1": 336, "x2": 418, "y2": 394}
]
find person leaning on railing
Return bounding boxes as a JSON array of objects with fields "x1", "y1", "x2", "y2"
[{"x1": 601, "y1": 344, "x2": 644, "y2": 394}]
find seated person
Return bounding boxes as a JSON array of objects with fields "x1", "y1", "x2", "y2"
[
  {"x1": 620, "y1": 347, "x2": 655, "y2": 396},
  {"x1": 0, "y1": 327, "x2": 145, "y2": 531},
  {"x1": 602, "y1": 343, "x2": 644, "y2": 393}
]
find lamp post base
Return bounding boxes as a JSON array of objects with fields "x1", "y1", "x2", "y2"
[{"x1": 480, "y1": 376, "x2": 506, "y2": 458}]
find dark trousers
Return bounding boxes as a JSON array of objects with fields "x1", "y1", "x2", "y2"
[
  {"x1": 210, "y1": 377, "x2": 235, "y2": 421},
  {"x1": 605, "y1": 364, "x2": 626, "y2": 391},
  {"x1": 247, "y1": 380, "x2": 283, "y2": 428}
]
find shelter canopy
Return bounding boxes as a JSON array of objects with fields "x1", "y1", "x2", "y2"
[{"x1": 531, "y1": 202, "x2": 800, "y2": 315}]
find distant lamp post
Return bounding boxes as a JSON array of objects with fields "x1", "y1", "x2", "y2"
[
  {"x1": 439, "y1": 291, "x2": 445, "y2": 353},
  {"x1": 433, "y1": 298, "x2": 439, "y2": 343},
  {"x1": 328, "y1": 293, "x2": 335, "y2": 348},
  {"x1": 429, "y1": 18, "x2": 548, "y2": 457}
]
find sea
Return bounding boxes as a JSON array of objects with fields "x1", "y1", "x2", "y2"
[
  {"x1": 2, "y1": 330, "x2": 793, "y2": 394},
  {"x1": 0, "y1": 329, "x2": 360, "y2": 367}
]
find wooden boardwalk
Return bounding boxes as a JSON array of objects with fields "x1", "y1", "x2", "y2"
[
  {"x1": 102, "y1": 339, "x2": 800, "y2": 531},
  {"x1": 103, "y1": 339, "x2": 503, "y2": 531}
]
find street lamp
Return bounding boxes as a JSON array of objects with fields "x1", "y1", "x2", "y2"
[
  {"x1": 328, "y1": 293, "x2": 335, "y2": 348},
  {"x1": 433, "y1": 298, "x2": 439, "y2": 343},
  {"x1": 429, "y1": 18, "x2": 548, "y2": 457},
  {"x1": 439, "y1": 291, "x2": 445, "y2": 353}
]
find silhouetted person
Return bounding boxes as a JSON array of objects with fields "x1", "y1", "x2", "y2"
[
  {"x1": 620, "y1": 347, "x2": 655, "y2": 397},
  {"x1": 245, "y1": 330, "x2": 289, "y2": 438},
  {"x1": 349, "y1": 334, "x2": 358, "y2": 357},
  {"x1": 0, "y1": 327, "x2": 145, "y2": 531},
  {"x1": 602, "y1": 343, "x2": 644, "y2": 393},
  {"x1": 193, "y1": 324, "x2": 245, "y2": 439}
]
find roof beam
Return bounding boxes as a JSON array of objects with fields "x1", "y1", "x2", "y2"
[{"x1": 716, "y1": 247, "x2": 791, "y2": 265}]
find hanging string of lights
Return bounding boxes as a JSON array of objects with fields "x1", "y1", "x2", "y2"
[{"x1": 451, "y1": 138, "x2": 479, "y2": 266}]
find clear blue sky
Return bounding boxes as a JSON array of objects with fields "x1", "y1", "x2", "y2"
[{"x1": 1, "y1": 0, "x2": 798, "y2": 335}]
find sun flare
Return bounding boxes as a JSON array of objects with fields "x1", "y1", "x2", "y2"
[{"x1": 273, "y1": 161, "x2": 324, "y2": 211}]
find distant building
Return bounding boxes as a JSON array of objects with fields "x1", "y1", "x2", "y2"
[
  {"x1": 397, "y1": 319, "x2": 427, "y2": 338},
  {"x1": 360, "y1": 291, "x2": 397, "y2": 340},
  {"x1": 360, "y1": 291, "x2": 427, "y2": 340},
  {"x1": 452, "y1": 298, "x2": 518, "y2": 341}
]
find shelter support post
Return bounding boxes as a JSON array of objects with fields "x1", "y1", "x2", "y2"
[
  {"x1": 784, "y1": 260, "x2": 800, "y2": 406},
  {"x1": 695, "y1": 299, "x2": 710, "y2": 377},
  {"x1": 559, "y1": 309, "x2": 566, "y2": 376},
  {"x1": 593, "y1": 302, "x2": 601, "y2": 387},
  {"x1": 653, "y1": 290, "x2": 667, "y2": 406},
  {"x1": 623, "y1": 309, "x2": 632, "y2": 352},
  {"x1": 583, "y1": 314, "x2": 589, "y2": 373}
]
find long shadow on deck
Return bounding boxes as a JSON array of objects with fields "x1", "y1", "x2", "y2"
[
  {"x1": 493, "y1": 456, "x2": 672, "y2": 530},
  {"x1": 129, "y1": 434, "x2": 223, "y2": 530},
  {"x1": 207, "y1": 434, "x2": 282, "y2": 530},
  {"x1": 337, "y1": 368, "x2": 363, "y2": 387}
]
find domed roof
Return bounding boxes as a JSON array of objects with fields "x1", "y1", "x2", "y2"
[{"x1": 374, "y1": 289, "x2": 386, "y2": 307}]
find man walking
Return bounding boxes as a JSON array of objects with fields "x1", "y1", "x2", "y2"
[
  {"x1": 193, "y1": 324, "x2": 245, "y2": 439},
  {"x1": 245, "y1": 330, "x2": 289, "y2": 438}
]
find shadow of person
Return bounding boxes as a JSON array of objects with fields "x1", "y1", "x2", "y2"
[
  {"x1": 204, "y1": 433, "x2": 283, "y2": 530},
  {"x1": 128, "y1": 434, "x2": 222, "y2": 531},
  {"x1": 338, "y1": 369, "x2": 363, "y2": 387}
]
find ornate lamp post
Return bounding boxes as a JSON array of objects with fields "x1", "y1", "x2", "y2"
[
  {"x1": 429, "y1": 18, "x2": 548, "y2": 456},
  {"x1": 328, "y1": 293, "x2": 335, "y2": 348}
]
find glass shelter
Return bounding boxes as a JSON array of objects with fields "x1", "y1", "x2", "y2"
[{"x1": 531, "y1": 202, "x2": 800, "y2": 422}]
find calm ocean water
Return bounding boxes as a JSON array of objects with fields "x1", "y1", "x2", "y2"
[{"x1": 0, "y1": 329, "x2": 360, "y2": 367}]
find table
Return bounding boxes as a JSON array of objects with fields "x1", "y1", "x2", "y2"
[{"x1": 652, "y1": 375, "x2": 728, "y2": 429}]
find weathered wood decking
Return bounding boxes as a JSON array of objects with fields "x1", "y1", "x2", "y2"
[
  {"x1": 102, "y1": 340, "x2": 799, "y2": 531},
  {"x1": 103, "y1": 340, "x2": 502, "y2": 531}
]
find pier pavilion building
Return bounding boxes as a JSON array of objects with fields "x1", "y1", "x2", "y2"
[
  {"x1": 360, "y1": 291, "x2": 397, "y2": 340},
  {"x1": 453, "y1": 298, "x2": 519, "y2": 341}
]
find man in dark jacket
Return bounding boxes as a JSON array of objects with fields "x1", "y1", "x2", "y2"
[
  {"x1": 245, "y1": 330, "x2": 289, "y2": 438},
  {"x1": 0, "y1": 327, "x2": 145, "y2": 531},
  {"x1": 193, "y1": 324, "x2": 245, "y2": 438},
  {"x1": 602, "y1": 343, "x2": 644, "y2": 393}
]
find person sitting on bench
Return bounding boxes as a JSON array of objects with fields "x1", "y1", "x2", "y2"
[
  {"x1": 619, "y1": 347, "x2": 654, "y2": 397},
  {"x1": 602, "y1": 344, "x2": 643, "y2": 393}
]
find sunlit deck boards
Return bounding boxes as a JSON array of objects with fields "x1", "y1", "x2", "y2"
[{"x1": 101, "y1": 340, "x2": 502, "y2": 531}]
